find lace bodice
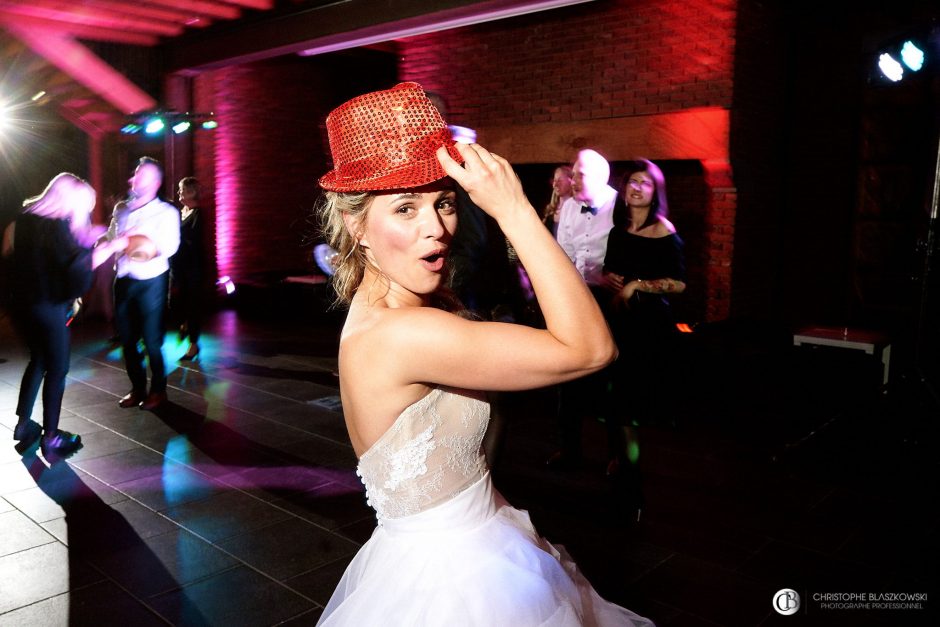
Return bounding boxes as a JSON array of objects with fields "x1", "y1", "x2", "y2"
[{"x1": 356, "y1": 387, "x2": 490, "y2": 522}]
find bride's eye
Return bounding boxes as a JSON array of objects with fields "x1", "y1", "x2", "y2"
[{"x1": 437, "y1": 196, "x2": 457, "y2": 215}]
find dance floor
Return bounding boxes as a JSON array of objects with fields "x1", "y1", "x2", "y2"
[{"x1": 0, "y1": 295, "x2": 935, "y2": 626}]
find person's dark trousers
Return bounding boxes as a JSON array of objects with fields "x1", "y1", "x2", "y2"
[
  {"x1": 114, "y1": 273, "x2": 169, "y2": 395},
  {"x1": 171, "y1": 270, "x2": 203, "y2": 343},
  {"x1": 16, "y1": 302, "x2": 71, "y2": 434}
]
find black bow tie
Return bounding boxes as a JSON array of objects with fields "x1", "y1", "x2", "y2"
[{"x1": 580, "y1": 205, "x2": 597, "y2": 215}]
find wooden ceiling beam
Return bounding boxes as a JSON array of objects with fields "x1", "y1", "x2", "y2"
[
  {"x1": 55, "y1": 102, "x2": 116, "y2": 139},
  {"x1": 0, "y1": 2, "x2": 183, "y2": 36},
  {"x1": 81, "y1": 0, "x2": 210, "y2": 27},
  {"x1": 219, "y1": 0, "x2": 272, "y2": 9},
  {"x1": 143, "y1": 0, "x2": 241, "y2": 21},
  {"x1": 4, "y1": 24, "x2": 157, "y2": 113},
  {"x1": 0, "y1": 9, "x2": 160, "y2": 44}
]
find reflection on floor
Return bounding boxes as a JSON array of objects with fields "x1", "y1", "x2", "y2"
[{"x1": 0, "y1": 307, "x2": 936, "y2": 626}]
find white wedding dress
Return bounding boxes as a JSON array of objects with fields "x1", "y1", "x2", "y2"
[{"x1": 317, "y1": 387, "x2": 655, "y2": 626}]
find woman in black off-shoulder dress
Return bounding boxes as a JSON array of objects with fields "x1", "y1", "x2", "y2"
[{"x1": 601, "y1": 159, "x2": 686, "y2": 514}]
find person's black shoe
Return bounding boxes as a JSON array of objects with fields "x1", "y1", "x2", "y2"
[
  {"x1": 41, "y1": 430, "x2": 83, "y2": 461},
  {"x1": 139, "y1": 391, "x2": 167, "y2": 411},
  {"x1": 14, "y1": 419, "x2": 42, "y2": 442},
  {"x1": 13, "y1": 420, "x2": 42, "y2": 452},
  {"x1": 119, "y1": 390, "x2": 145, "y2": 408}
]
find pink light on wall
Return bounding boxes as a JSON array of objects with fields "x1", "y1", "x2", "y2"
[
  {"x1": 205, "y1": 60, "x2": 325, "y2": 285},
  {"x1": 211, "y1": 66, "x2": 246, "y2": 284}
]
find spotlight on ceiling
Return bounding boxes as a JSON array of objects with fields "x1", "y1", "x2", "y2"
[
  {"x1": 878, "y1": 53, "x2": 904, "y2": 82},
  {"x1": 121, "y1": 123, "x2": 142, "y2": 134},
  {"x1": 900, "y1": 40, "x2": 924, "y2": 72},
  {"x1": 201, "y1": 119, "x2": 218, "y2": 130},
  {"x1": 144, "y1": 117, "x2": 165, "y2": 134},
  {"x1": 172, "y1": 120, "x2": 191, "y2": 134}
]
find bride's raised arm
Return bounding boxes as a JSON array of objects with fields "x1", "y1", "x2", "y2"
[{"x1": 374, "y1": 142, "x2": 616, "y2": 393}]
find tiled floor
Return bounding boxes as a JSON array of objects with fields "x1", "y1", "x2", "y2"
[{"x1": 0, "y1": 301, "x2": 936, "y2": 626}]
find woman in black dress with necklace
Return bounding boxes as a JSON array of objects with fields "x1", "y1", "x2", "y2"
[{"x1": 602, "y1": 159, "x2": 686, "y2": 515}]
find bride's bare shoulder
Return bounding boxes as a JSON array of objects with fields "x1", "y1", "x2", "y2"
[
  {"x1": 344, "y1": 305, "x2": 452, "y2": 343},
  {"x1": 339, "y1": 307, "x2": 441, "y2": 454}
]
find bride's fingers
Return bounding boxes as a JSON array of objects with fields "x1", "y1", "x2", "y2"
[
  {"x1": 454, "y1": 142, "x2": 490, "y2": 171},
  {"x1": 437, "y1": 146, "x2": 467, "y2": 181},
  {"x1": 469, "y1": 144, "x2": 504, "y2": 168}
]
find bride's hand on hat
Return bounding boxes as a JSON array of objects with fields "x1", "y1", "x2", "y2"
[{"x1": 437, "y1": 144, "x2": 531, "y2": 223}]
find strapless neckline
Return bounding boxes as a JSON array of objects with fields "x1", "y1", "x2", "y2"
[{"x1": 358, "y1": 387, "x2": 444, "y2": 462}]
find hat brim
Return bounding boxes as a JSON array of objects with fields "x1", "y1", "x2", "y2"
[{"x1": 319, "y1": 142, "x2": 464, "y2": 193}]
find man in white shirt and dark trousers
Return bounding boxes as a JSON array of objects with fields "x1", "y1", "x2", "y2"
[
  {"x1": 548, "y1": 149, "x2": 618, "y2": 470},
  {"x1": 112, "y1": 158, "x2": 181, "y2": 411}
]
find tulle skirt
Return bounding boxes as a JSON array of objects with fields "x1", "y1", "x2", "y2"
[{"x1": 317, "y1": 472, "x2": 654, "y2": 626}]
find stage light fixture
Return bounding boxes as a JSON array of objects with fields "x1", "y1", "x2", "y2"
[
  {"x1": 878, "y1": 53, "x2": 904, "y2": 82},
  {"x1": 122, "y1": 110, "x2": 217, "y2": 137},
  {"x1": 900, "y1": 40, "x2": 924, "y2": 72},
  {"x1": 144, "y1": 117, "x2": 165, "y2": 134}
]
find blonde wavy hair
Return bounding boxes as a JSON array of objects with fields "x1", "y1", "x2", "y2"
[
  {"x1": 542, "y1": 165, "x2": 572, "y2": 225},
  {"x1": 23, "y1": 172, "x2": 95, "y2": 220},
  {"x1": 318, "y1": 190, "x2": 373, "y2": 305}
]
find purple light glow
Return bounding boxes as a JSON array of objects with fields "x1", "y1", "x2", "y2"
[
  {"x1": 213, "y1": 465, "x2": 360, "y2": 492},
  {"x1": 212, "y1": 70, "x2": 242, "y2": 283}
]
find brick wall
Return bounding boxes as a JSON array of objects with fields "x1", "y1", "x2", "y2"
[
  {"x1": 196, "y1": 58, "x2": 331, "y2": 285},
  {"x1": 398, "y1": 0, "x2": 736, "y2": 128},
  {"x1": 189, "y1": 51, "x2": 396, "y2": 287},
  {"x1": 399, "y1": 0, "x2": 738, "y2": 322}
]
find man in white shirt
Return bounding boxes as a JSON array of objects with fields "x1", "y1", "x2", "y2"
[
  {"x1": 549, "y1": 149, "x2": 619, "y2": 470},
  {"x1": 556, "y1": 149, "x2": 618, "y2": 291},
  {"x1": 112, "y1": 158, "x2": 181, "y2": 410}
]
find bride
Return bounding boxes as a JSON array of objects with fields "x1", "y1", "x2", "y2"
[{"x1": 316, "y1": 82, "x2": 653, "y2": 626}]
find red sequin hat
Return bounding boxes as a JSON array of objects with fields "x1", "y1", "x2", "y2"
[{"x1": 319, "y1": 82, "x2": 464, "y2": 192}]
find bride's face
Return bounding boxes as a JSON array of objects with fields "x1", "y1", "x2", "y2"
[{"x1": 359, "y1": 180, "x2": 458, "y2": 305}]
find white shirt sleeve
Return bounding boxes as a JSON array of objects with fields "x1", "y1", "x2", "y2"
[{"x1": 151, "y1": 204, "x2": 181, "y2": 259}]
